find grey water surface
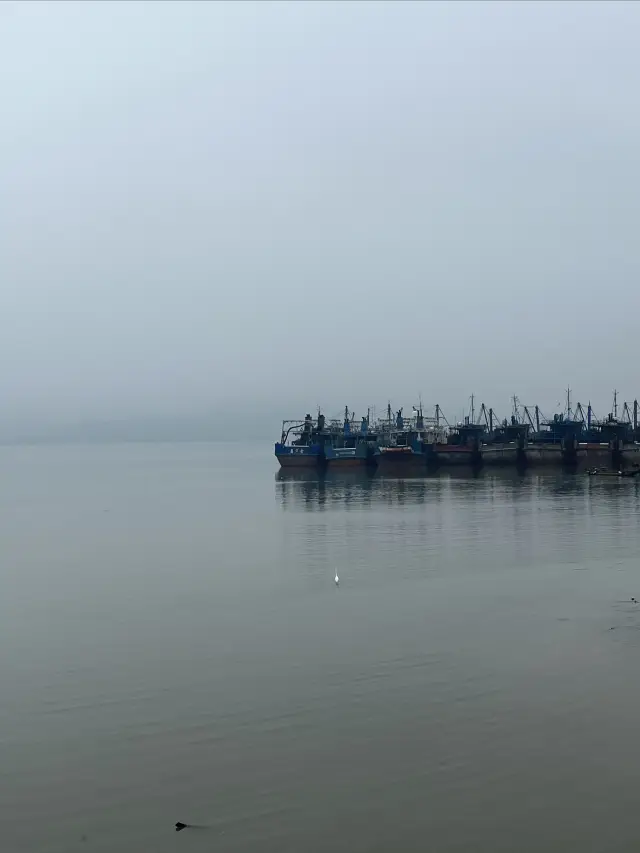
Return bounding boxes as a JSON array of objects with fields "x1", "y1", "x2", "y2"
[{"x1": 2, "y1": 442, "x2": 640, "y2": 853}]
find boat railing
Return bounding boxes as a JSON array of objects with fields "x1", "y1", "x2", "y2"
[{"x1": 281, "y1": 415, "x2": 449, "y2": 445}]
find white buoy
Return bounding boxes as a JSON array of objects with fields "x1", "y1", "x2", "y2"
[{"x1": 335, "y1": 570, "x2": 339, "y2": 586}]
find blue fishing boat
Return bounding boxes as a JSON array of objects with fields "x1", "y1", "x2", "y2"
[
  {"x1": 275, "y1": 414, "x2": 330, "y2": 468},
  {"x1": 325, "y1": 408, "x2": 378, "y2": 468}
]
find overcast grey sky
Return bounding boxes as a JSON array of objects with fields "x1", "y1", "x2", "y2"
[{"x1": 1, "y1": 1, "x2": 639, "y2": 436}]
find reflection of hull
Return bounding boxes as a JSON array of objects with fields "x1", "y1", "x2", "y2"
[
  {"x1": 275, "y1": 443, "x2": 324, "y2": 468},
  {"x1": 375, "y1": 447, "x2": 427, "y2": 474},
  {"x1": 433, "y1": 445, "x2": 480, "y2": 466},
  {"x1": 482, "y1": 444, "x2": 523, "y2": 466}
]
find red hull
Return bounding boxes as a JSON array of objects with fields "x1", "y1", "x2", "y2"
[{"x1": 277, "y1": 455, "x2": 322, "y2": 468}]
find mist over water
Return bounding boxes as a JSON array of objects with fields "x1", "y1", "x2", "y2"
[{"x1": 3, "y1": 2, "x2": 640, "y2": 436}]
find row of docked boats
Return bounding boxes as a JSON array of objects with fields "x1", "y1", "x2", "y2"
[
  {"x1": 275, "y1": 407, "x2": 454, "y2": 472},
  {"x1": 275, "y1": 397, "x2": 640, "y2": 472}
]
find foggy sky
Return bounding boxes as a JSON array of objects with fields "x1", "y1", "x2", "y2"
[{"x1": 2, "y1": 1, "x2": 640, "y2": 439}]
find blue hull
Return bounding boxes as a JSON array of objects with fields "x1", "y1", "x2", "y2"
[
  {"x1": 325, "y1": 444, "x2": 374, "y2": 467},
  {"x1": 275, "y1": 442, "x2": 325, "y2": 468}
]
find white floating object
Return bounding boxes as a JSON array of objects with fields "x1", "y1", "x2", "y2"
[{"x1": 335, "y1": 571, "x2": 339, "y2": 586}]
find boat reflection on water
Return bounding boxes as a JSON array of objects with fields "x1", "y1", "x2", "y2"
[
  {"x1": 275, "y1": 466, "x2": 640, "y2": 512},
  {"x1": 275, "y1": 468, "x2": 451, "y2": 510}
]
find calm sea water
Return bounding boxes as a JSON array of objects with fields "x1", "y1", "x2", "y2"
[{"x1": 3, "y1": 442, "x2": 640, "y2": 853}]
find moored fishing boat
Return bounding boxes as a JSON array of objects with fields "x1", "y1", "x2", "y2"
[
  {"x1": 275, "y1": 413, "x2": 332, "y2": 468},
  {"x1": 433, "y1": 420, "x2": 484, "y2": 467},
  {"x1": 482, "y1": 418, "x2": 529, "y2": 467},
  {"x1": 325, "y1": 409, "x2": 378, "y2": 468},
  {"x1": 375, "y1": 406, "x2": 438, "y2": 474}
]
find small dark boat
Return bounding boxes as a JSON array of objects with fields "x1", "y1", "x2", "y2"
[{"x1": 587, "y1": 466, "x2": 640, "y2": 478}]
